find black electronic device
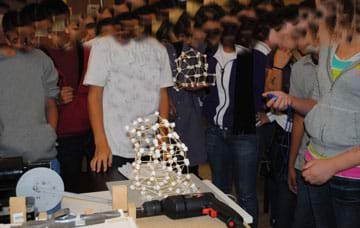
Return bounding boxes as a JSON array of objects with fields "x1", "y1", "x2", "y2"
[{"x1": 137, "y1": 192, "x2": 245, "y2": 228}]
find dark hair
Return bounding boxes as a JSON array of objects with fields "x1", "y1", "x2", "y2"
[
  {"x1": 229, "y1": 2, "x2": 247, "y2": 16},
  {"x1": 237, "y1": 16, "x2": 257, "y2": 48},
  {"x1": 193, "y1": 4, "x2": 225, "y2": 28},
  {"x1": 133, "y1": 5, "x2": 156, "y2": 17},
  {"x1": 0, "y1": 2, "x2": 9, "y2": 11},
  {"x1": 155, "y1": 20, "x2": 171, "y2": 42},
  {"x1": 299, "y1": 0, "x2": 316, "y2": 10},
  {"x1": 96, "y1": 17, "x2": 113, "y2": 35},
  {"x1": 113, "y1": 12, "x2": 138, "y2": 25},
  {"x1": 153, "y1": 0, "x2": 176, "y2": 10},
  {"x1": 20, "y1": 3, "x2": 50, "y2": 26},
  {"x1": 114, "y1": 0, "x2": 126, "y2": 5},
  {"x1": 253, "y1": 12, "x2": 273, "y2": 41},
  {"x1": 41, "y1": 0, "x2": 70, "y2": 17},
  {"x1": 2, "y1": 10, "x2": 21, "y2": 33},
  {"x1": 172, "y1": 13, "x2": 191, "y2": 38}
]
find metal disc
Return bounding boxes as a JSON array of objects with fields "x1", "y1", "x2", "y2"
[{"x1": 16, "y1": 167, "x2": 64, "y2": 212}]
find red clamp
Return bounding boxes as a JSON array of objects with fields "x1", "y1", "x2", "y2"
[{"x1": 202, "y1": 208, "x2": 218, "y2": 218}]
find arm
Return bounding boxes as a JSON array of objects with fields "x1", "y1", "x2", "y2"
[
  {"x1": 159, "y1": 88, "x2": 170, "y2": 119},
  {"x1": 288, "y1": 113, "x2": 304, "y2": 193},
  {"x1": 265, "y1": 68, "x2": 283, "y2": 92},
  {"x1": 303, "y1": 145, "x2": 360, "y2": 185},
  {"x1": 88, "y1": 85, "x2": 112, "y2": 173},
  {"x1": 265, "y1": 48, "x2": 292, "y2": 92},
  {"x1": 46, "y1": 98, "x2": 58, "y2": 129},
  {"x1": 263, "y1": 91, "x2": 317, "y2": 115}
]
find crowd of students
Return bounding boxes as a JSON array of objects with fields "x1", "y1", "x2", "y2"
[{"x1": 0, "y1": 0, "x2": 359, "y2": 228}]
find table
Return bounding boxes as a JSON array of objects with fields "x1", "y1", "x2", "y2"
[{"x1": 62, "y1": 176, "x2": 253, "y2": 228}]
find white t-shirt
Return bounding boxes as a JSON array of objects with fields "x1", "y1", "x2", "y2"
[{"x1": 84, "y1": 36, "x2": 173, "y2": 158}]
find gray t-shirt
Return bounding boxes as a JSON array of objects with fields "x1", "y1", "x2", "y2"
[
  {"x1": 289, "y1": 55, "x2": 318, "y2": 170},
  {"x1": 0, "y1": 49, "x2": 59, "y2": 162},
  {"x1": 84, "y1": 37, "x2": 173, "y2": 158}
]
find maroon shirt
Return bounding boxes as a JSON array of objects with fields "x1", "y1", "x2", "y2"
[
  {"x1": 45, "y1": 46, "x2": 91, "y2": 137},
  {"x1": 46, "y1": 47, "x2": 79, "y2": 89}
]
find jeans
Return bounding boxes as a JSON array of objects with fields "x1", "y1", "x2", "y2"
[
  {"x1": 56, "y1": 131, "x2": 95, "y2": 191},
  {"x1": 269, "y1": 125, "x2": 296, "y2": 228},
  {"x1": 206, "y1": 126, "x2": 259, "y2": 227},
  {"x1": 48, "y1": 159, "x2": 61, "y2": 214},
  {"x1": 308, "y1": 180, "x2": 337, "y2": 228},
  {"x1": 330, "y1": 176, "x2": 360, "y2": 228},
  {"x1": 291, "y1": 170, "x2": 315, "y2": 228}
]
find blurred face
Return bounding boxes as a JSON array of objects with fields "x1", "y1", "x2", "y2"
[
  {"x1": 202, "y1": 20, "x2": 222, "y2": 46},
  {"x1": 100, "y1": 24, "x2": 114, "y2": 37},
  {"x1": 7, "y1": 26, "x2": 36, "y2": 52},
  {"x1": 295, "y1": 9, "x2": 318, "y2": 53},
  {"x1": 190, "y1": 27, "x2": 206, "y2": 50},
  {"x1": 237, "y1": 9, "x2": 256, "y2": 19},
  {"x1": 315, "y1": 2, "x2": 335, "y2": 45},
  {"x1": 114, "y1": 20, "x2": 133, "y2": 43},
  {"x1": 68, "y1": 20, "x2": 81, "y2": 43},
  {"x1": 48, "y1": 16, "x2": 71, "y2": 48},
  {"x1": 268, "y1": 28, "x2": 282, "y2": 48},
  {"x1": 279, "y1": 22, "x2": 298, "y2": 49},
  {"x1": 256, "y1": 3, "x2": 274, "y2": 12},
  {"x1": 113, "y1": 3, "x2": 129, "y2": 16}
]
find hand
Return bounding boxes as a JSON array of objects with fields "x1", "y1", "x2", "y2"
[
  {"x1": 273, "y1": 48, "x2": 292, "y2": 69},
  {"x1": 256, "y1": 112, "x2": 270, "y2": 126},
  {"x1": 263, "y1": 91, "x2": 292, "y2": 111},
  {"x1": 183, "y1": 83, "x2": 209, "y2": 91},
  {"x1": 91, "y1": 144, "x2": 112, "y2": 173},
  {"x1": 60, "y1": 86, "x2": 75, "y2": 104},
  {"x1": 288, "y1": 166, "x2": 297, "y2": 193},
  {"x1": 302, "y1": 159, "x2": 336, "y2": 185},
  {"x1": 169, "y1": 99, "x2": 176, "y2": 120}
]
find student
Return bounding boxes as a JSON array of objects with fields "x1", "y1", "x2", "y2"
[
  {"x1": 41, "y1": 0, "x2": 93, "y2": 192},
  {"x1": 163, "y1": 12, "x2": 207, "y2": 177},
  {"x1": 0, "y1": 10, "x2": 59, "y2": 165},
  {"x1": 203, "y1": 21, "x2": 259, "y2": 227},
  {"x1": 265, "y1": 1, "x2": 360, "y2": 227},
  {"x1": 287, "y1": 2, "x2": 318, "y2": 228},
  {"x1": 84, "y1": 12, "x2": 173, "y2": 173}
]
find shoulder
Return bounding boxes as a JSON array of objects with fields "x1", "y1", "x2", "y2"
[
  {"x1": 91, "y1": 36, "x2": 115, "y2": 49},
  {"x1": 30, "y1": 49, "x2": 54, "y2": 65},
  {"x1": 292, "y1": 56, "x2": 309, "y2": 70}
]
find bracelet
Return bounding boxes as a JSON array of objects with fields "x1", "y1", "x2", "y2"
[{"x1": 272, "y1": 66, "x2": 283, "y2": 71}]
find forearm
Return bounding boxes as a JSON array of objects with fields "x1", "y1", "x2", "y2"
[
  {"x1": 46, "y1": 99, "x2": 58, "y2": 129},
  {"x1": 265, "y1": 68, "x2": 283, "y2": 92},
  {"x1": 330, "y1": 146, "x2": 360, "y2": 173},
  {"x1": 290, "y1": 97, "x2": 317, "y2": 115},
  {"x1": 288, "y1": 113, "x2": 305, "y2": 169},
  {"x1": 159, "y1": 88, "x2": 170, "y2": 119},
  {"x1": 88, "y1": 86, "x2": 109, "y2": 147}
]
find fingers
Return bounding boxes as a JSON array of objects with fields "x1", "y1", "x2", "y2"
[
  {"x1": 60, "y1": 87, "x2": 75, "y2": 104},
  {"x1": 288, "y1": 179, "x2": 297, "y2": 194},
  {"x1": 108, "y1": 153, "x2": 113, "y2": 168},
  {"x1": 90, "y1": 158, "x2": 97, "y2": 172},
  {"x1": 303, "y1": 160, "x2": 314, "y2": 170},
  {"x1": 101, "y1": 157, "x2": 108, "y2": 172}
]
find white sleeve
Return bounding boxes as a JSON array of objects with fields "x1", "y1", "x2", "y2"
[
  {"x1": 83, "y1": 39, "x2": 111, "y2": 87},
  {"x1": 159, "y1": 44, "x2": 174, "y2": 88}
]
